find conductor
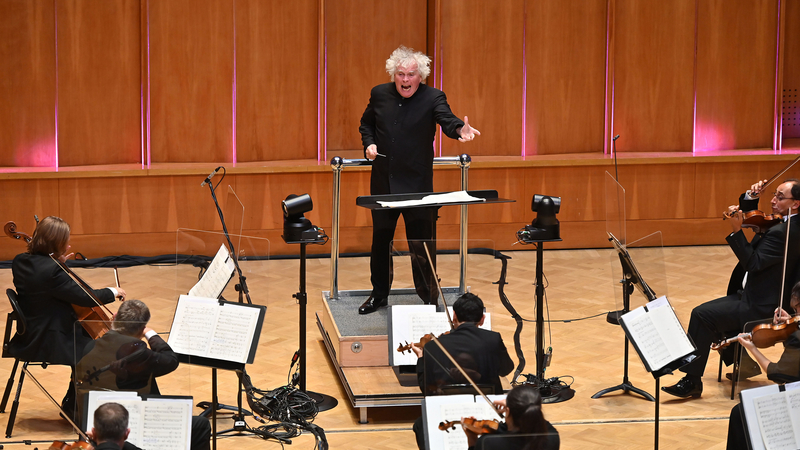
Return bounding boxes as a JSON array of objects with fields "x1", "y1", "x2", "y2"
[{"x1": 357, "y1": 45, "x2": 480, "y2": 315}]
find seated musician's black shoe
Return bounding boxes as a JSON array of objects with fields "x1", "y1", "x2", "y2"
[
  {"x1": 661, "y1": 376, "x2": 702, "y2": 399},
  {"x1": 358, "y1": 296, "x2": 388, "y2": 315}
]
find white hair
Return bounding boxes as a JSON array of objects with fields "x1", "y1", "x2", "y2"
[{"x1": 385, "y1": 46, "x2": 431, "y2": 82}]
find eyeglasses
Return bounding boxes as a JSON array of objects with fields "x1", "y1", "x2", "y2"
[{"x1": 773, "y1": 191, "x2": 796, "y2": 201}]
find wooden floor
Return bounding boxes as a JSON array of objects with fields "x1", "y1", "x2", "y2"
[{"x1": 0, "y1": 243, "x2": 780, "y2": 449}]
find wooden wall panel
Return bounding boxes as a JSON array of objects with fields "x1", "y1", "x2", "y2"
[
  {"x1": 439, "y1": 0, "x2": 523, "y2": 157},
  {"x1": 0, "y1": 1, "x2": 56, "y2": 168},
  {"x1": 324, "y1": 0, "x2": 427, "y2": 155},
  {"x1": 149, "y1": 0, "x2": 233, "y2": 163},
  {"x1": 692, "y1": 160, "x2": 797, "y2": 218},
  {"x1": 613, "y1": 0, "x2": 695, "y2": 153},
  {"x1": 57, "y1": 0, "x2": 142, "y2": 167},
  {"x1": 58, "y1": 176, "x2": 221, "y2": 235},
  {"x1": 695, "y1": 0, "x2": 778, "y2": 151},
  {"x1": 0, "y1": 179, "x2": 60, "y2": 229},
  {"x1": 782, "y1": 0, "x2": 800, "y2": 139},
  {"x1": 235, "y1": 0, "x2": 318, "y2": 162},
  {"x1": 525, "y1": 0, "x2": 607, "y2": 155}
]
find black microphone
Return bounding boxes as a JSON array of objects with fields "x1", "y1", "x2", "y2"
[
  {"x1": 613, "y1": 134, "x2": 620, "y2": 141},
  {"x1": 200, "y1": 166, "x2": 222, "y2": 187}
]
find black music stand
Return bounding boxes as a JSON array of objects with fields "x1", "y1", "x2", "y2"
[{"x1": 592, "y1": 232, "x2": 656, "y2": 401}]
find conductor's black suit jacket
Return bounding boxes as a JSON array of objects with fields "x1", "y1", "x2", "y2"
[
  {"x1": 10, "y1": 253, "x2": 115, "y2": 365},
  {"x1": 359, "y1": 82, "x2": 464, "y2": 195}
]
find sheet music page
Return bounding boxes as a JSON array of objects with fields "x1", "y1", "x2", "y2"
[
  {"x1": 621, "y1": 305, "x2": 671, "y2": 370},
  {"x1": 141, "y1": 399, "x2": 192, "y2": 450},
  {"x1": 784, "y1": 389, "x2": 800, "y2": 449},
  {"x1": 741, "y1": 384, "x2": 783, "y2": 450},
  {"x1": 188, "y1": 244, "x2": 235, "y2": 299},
  {"x1": 167, "y1": 295, "x2": 219, "y2": 356},
  {"x1": 754, "y1": 391, "x2": 795, "y2": 450},
  {"x1": 439, "y1": 401, "x2": 499, "y2": 450},
  {"x1": 85, "y1": 391, "x2": 139, "y2": 433},
  {"x1": 648, "y1": 298, "x2": 694, "y2": 361},
  {"x1": 206, "y1": 303, "x2": 261, "y2": 363},
  {"x1": 377, "y1": 191, "x2": 485, "y2": 208}
]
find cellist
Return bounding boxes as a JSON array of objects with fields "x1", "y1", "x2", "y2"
[
  {"x1": 663, "y1": 179, "x2": 800, "y2": 399},
  {"x1": 9, "y1": 216, "x2": 125, "y2": 420}
]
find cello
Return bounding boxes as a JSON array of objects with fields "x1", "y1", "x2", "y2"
[{"x1": 4, "y1": 219, "x2": 118, "y2": 339}]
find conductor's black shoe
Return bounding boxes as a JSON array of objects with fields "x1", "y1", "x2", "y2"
[
  {"x1": 661, "y1": 376, "x2": 702, "y2": 399},
  {"x1": 358, "y1": 296, "x2": 388, "y2": 315}
]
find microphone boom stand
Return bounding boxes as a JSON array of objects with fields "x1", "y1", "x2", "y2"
[{"x1": 200, "y1": 175, "x2": 267, "y2": 447}]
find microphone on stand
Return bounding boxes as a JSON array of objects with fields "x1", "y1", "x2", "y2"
[
  {"x1": 200, "y1": 166, "x2": 223, "y2": 187},
  {"x1": 613, "y1": 134, "x2": 620, "y2": 141}
]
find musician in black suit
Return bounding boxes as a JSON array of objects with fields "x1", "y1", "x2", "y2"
[
  {"x1": 9, "y1": 216, "x2": 125, "y2": 417},
  {"x1": 410, "y1": 293, "x2": 514, "y2": 449},
  {"x1": 357, "y1": 45, "x2": 480, "y2": 314},
  {"x1": 76, "y1": 299, "x2": 211, "y2": 450},
  {"x1": 663, "y1": 179, "x2": 800, "y2": 399}
]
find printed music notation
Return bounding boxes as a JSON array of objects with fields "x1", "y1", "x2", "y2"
[
  {"x1": 423, "y1": 394, "x2": 503, "y2": 450},
  {"x1": 86, "y1": 391, "x2": 192, "y2": 450},
  {"x1": 619, "y1": 296, "x2": 695, "y2": 372},
  {"x1": 188, "y1": 244, "x2": 235, "y2": 300},
  {"x1": 168, "y1": 295, "x2": 262, "y2": 364},
  {"x1": 748, "y1": 388, "x2": 800, "y2": 450}
]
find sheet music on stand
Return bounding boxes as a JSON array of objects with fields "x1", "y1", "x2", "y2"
[
  {"x1": 422, "y1": 394, "x2": 505, "y2": 450},
  {"x1": 188, "y1": 244, "x2": 235, "y2": 299},
  {"x1": 619, "y1": 296, "x2": 697, "y2": 377},
  {"x1": 741, "y1": 381, "x2": 800, "y2": 450},
  {"x1": 85, "y1": 391, "x2": 193, "y2": 450},
  {"x1": 167, "y1": 295, "x2": 265, "y2": 370}
]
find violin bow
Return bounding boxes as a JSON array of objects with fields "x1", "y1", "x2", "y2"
[
  {"x1": 759, "y1": 155, "x2": 800, "y2": 194},
  {"x1": 23, "y1": 365, "x2": 92, "y2": 443},
  {"x1": 429, "y1": 334, "x2": 503, "y2": 418},
  {"x1": 49, "y1": 254, "x2": 115, "y2": 317},
  {"x1": 423, "y1": 242, "x2": 454, "y2": 329}
]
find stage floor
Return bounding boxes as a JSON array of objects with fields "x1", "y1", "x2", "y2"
[{"x1": 0, "y1": 245, "x2": 782, "y2": 449}]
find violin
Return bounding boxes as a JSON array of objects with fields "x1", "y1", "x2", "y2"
[
  {"x1": 396, "y1": 331, "x2": 450, "y2": 354},
  {"x1": 439, "y1": 417, "x2": 501, "y2": 435},
  {"x1": 711, "y1": 315, "x2": 800, "y2": 351},
  {"x1": 723, "y1": 209, "x2": 783, "y2": 233}
]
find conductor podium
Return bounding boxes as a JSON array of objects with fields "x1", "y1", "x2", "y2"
[{"x1": 316, "y1": 154, "x2": 515, "y2": 422}]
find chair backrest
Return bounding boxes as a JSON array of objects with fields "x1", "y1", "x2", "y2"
[
  {"x1": 6, "y1": 289, "x2": 25, "y2": 336},
  {"x1": 3, "y1": 289, "x2": 25, "y2": 358}
]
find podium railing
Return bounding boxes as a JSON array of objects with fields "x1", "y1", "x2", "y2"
[{"x1": 329, "y1": 154, "x2": 472, "y2": 300}]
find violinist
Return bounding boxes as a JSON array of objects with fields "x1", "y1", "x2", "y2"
[
  {"x1": 9, "y1": 216, "x2": 125, "y2": 418},
  {"x1": 76, "y1": 300, "x2": 211, "y2": 450},
  {"x1": 663, "y1": 179, "x2": 800, "y2": 399},
  {"x1": 726, "y1": 281, "x2": 800, "y2": 450},
  {"x1": 411, "y1": 293, "x2": 514, "y2": 449},
  {"x1": 463, "y1": 384, "x2": 559, "y2": 450}
]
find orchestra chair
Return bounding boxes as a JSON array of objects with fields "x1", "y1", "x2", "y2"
[
  {"x1": 717, "y1": 318, "x2": 772, "y2": 400},
  {"x1": 0, "y1": 288, "x2": 54, "y2": 438}
]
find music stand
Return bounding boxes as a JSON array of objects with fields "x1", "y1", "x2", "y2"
[{"x1": 592, "y1": 232, "x2": 657, "y2": 401}]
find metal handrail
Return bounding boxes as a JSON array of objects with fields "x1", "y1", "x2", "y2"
[{"x1": 329, "y1": 154, "x2": 471, "y2": 300}]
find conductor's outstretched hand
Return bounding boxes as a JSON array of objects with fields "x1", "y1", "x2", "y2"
[{"x1": 458, "y1": 116, "x2": 481, "y2": 142}]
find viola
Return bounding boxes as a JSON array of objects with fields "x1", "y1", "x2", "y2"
[
  {"x1": 439, "y1": 417, "x2": 501, "y2": 435},
  {"x1": 78, "y1": 340, "x2": 148, "y2": 386},
  {"x1": 712, "y1": 315, "x2": 800, "y2": 351},
  {"x1": 49, "y1": 439, "x2": 94, "y2": 450}
]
